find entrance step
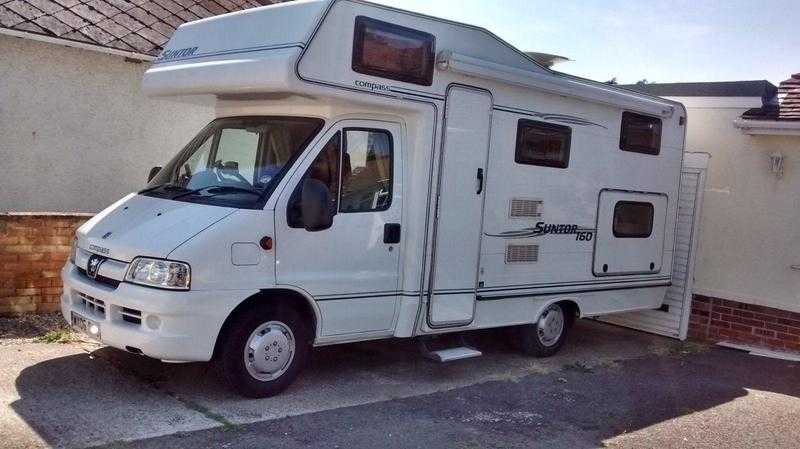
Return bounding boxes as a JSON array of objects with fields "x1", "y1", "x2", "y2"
[
  {"x1": 418, "y1": 335, "x2": 482, "y2": 362},
  {"x1": 423, "y1": 346, "x2": 482, "y2": 362}
]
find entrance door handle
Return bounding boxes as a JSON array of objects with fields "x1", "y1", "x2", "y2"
[
  {"x1": 476, "y1": 168, "x2": 484, "y2": 195},
  {"x1": 384, "y1": 223, "x2": 401, "y2": 244}
]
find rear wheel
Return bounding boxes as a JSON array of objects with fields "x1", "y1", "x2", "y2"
[
  {"x1": 517, "y1": 303, "x2": 571, "y2": 357},
  {"x1": 218, "y1": 304, "x2": 310, "y2": 398}
]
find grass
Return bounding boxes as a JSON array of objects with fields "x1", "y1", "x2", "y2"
[{"x1": 34, "y1": 330, "x2": 74, "y2": 344}]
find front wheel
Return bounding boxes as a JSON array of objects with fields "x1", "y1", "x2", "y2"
[
  {"x1": 218, "y1": 304, "x2": 310, "y2": 398},
  {"x1": 517, "y1": 303, "x2": 571, "y2": 357}
]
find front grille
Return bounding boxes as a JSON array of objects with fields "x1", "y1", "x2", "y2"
[
  {"x1": 77, "y1": 267, "x2": 121, "y2": 289},
  {"x1": 121, "y1": 307, "x2": 142, "y2": 326},
  {"x1": 76, "y1": 291, "x2": 106, "y2": 318}
]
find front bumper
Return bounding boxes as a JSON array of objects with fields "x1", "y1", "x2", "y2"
[{"x1": 60, "y1": 263, "x2": 256, "y2": 362}]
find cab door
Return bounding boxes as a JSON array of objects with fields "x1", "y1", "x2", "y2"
[{"x1": 274, "y1": 120, "x2": 402, "y2": 337}]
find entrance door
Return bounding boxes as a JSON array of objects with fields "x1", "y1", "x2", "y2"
[
  {"x1": 427, "y1": 85, "x2": 493, "y2": 327},
  {"x1": 275, "y1": 120, "x2": 402, "y2": 336}
]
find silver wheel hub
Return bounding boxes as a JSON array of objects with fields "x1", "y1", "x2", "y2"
[
  {"x1": 537, "y1": 305, "x2": 565, "y2": 347},
  {"x1": 244, "y1": 321, "x2": 295, "y2": 381}
]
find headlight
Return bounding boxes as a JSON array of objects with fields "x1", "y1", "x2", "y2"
[
  {"x1": 125, "y1": 257, "x2": 191, "y2": 290},
  {"x1": 69, "y1": 236, "x2": 78, "y2": 264}
]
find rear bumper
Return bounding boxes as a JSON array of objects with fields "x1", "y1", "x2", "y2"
[{"x1": 60, "y1": 263, "x2": 256, "y2": 362}]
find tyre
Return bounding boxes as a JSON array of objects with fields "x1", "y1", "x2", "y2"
[
  {"x1": 218, "y1": 304, "x2": 311, "y2": 398},
  {"x1": 517, "y1": 302, "x2": 572, "y2": 357}
]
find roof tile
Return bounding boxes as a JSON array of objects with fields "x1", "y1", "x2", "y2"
[
  {"x1": 111, "y1": 11, "x2": 144, "y2": 30},
  {"x1": 97, "y1": 17, "x2": 128, "y2": 37},
  {"x1": 53, "y1": 8, "x2": 87, "y2": 28},
  {"x1": 124, "y1": 5, "x2": 155, "y2": 25},
  {"x1": 5, "y1": 0, "x2": 44, "y2": 20},
  {"x1": 214, "y1": 0, "x2": 238, "y2": 11},
  {"x1": 187, "y1": 3, "x2": 210, "y2": 18},
  {"x1": 171, "y1": 0, "x2": 194, "y2": 8},
  {"x1": 135, "y1": 24, "x2": 166, "y2": 45},
  {"x1": 26, "y1": 0, "x2": 62, "y2": 15},
  {"x1": 61, "y1": 29, "x2": 92, "y2": 42},
  {"x1": 199, "y1": 0, "x2": 225, "y2": 15},
  {"x1": 0, "y1": 5, "x2": 26, "y2": 27},
  {"x1": 86, "y1": 0, "x2": 121, "y2": 18},
  {"x1": 140, "y1": 1, "x2": 168, "y2": 18},
  {"x1": 161, "y1": 12, "x2": 180, "y2": 27},
  {"x1": 70, "y1": 3, "x2": 106, "y2": 22},
  {"x1": 149, "y1": 19, "x2": 172, "y2": 36},
  {"x1": 33, "y1": 14, "x2": 71, "y2": 34},
  {"x1": 15, "y1": 19, "x2": 45, "y2": 32},
  {"x1": 78, "y1": 23, "x2": 114, "y2": 44},
  {"x1": 155, "y1": 0, "x2": 182, "y2": 14},
  {"x1": 107, "y1": 37, "x2": 136, "y2": 51},
  {"x1": 174, "y1": 8, "x2": 197, "y2": 21},
  {"x1": 51, "y1": 0, "x2": 80, "y2": 8},
  {"x1": 105, "y1": 0, "x2": 134, "y2": 12},
  {"x1": 120, "y1": 30, "x2": 154, "y2": 52}
]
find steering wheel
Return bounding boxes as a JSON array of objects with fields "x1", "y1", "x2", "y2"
[{"x1": 212, "y1": 160, "x2": 250, "y2": 186}]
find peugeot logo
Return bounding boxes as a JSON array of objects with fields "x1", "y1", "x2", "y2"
[{"x1": 86, "y1": 255, "x2": 106, "y2": 279}]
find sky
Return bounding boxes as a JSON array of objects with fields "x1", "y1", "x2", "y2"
[{"x1": 370, "y1": 0, "x2": 800, "y2": 86}]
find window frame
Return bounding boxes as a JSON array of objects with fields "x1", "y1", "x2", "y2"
[
  {"x1": 351, "y1": 15, "x2": 436, "y2": 86},
  {"x1": 514, "y1": 119, "x2": 572, "y2": 169},
  {"x1": 612, "y1": 201, "x2": 655, "y2": 239},
  {"x1": 619, "y1": 111, "x2": 662, "y2": 155},
  {"x1": 339, "y1": 127, "x2": 394, "y2": 214}
]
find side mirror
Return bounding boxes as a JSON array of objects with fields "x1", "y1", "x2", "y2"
[
  {"x1": 147, "y1": 166, "x2": 162, "y2": 183},
  {"x1": 301, "y1": 178, "x2": 334, "y2": 231}
]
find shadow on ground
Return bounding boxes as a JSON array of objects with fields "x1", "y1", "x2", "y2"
[{"x1": 7, "y1": 321, "x2": 800, "y2": 448}]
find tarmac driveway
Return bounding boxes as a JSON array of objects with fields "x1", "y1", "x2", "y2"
[{"x1": 1, "y1": 320, "x2": 798, "y2": 449}]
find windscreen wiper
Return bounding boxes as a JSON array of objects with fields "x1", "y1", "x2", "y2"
[
  {"x1": 139, "y1": 183, "x2": 189, "y2": 195},
  {"x1": 172, "y1": 185, "x2": 261, "y2": 200}
]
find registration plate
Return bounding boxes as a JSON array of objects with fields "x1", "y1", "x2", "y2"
[{"x1": 71, "y1": 311, "x2": 101, "y2": 340}]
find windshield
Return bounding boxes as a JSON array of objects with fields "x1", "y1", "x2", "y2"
[{"x1": 143, "y1": 116, "x2": 324, "y2": 209}]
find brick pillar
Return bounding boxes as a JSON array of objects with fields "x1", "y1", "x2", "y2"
[{"x1": 0, "y1": 213, "x2": 89, "y2": 315}]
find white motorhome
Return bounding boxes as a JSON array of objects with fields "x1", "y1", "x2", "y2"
[{"x1": 61, "y1": 0, "x2": 686, "y2": 397}]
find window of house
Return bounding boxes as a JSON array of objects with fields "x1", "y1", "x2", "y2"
[
  {"x1": 620, "y1": 112, "x2": 662, "y2": 155},
  {"x1": 340, "y1": 129, "x2": 393, "y2": 212},
  {"x1": 613, "y1": 201, "x2": 654, "y2": 238},
  {"x1": 514, "y1": 119, "x2": 571, "y2": 168},
  {"x1": 352, "y1": 16, "x2": 435, "y2": 86}
]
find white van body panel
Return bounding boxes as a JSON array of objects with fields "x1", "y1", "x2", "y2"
[{"x1": 61, "y1": 0, "x2": 687, "y2": 362}]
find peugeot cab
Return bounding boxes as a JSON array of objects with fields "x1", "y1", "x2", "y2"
[{"x1": 61, "y1": 0, "x2": 687, "y2": 397}]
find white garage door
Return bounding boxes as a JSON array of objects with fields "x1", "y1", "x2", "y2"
[{"x1": 600, "y1": 152, "x2": 709, "y2": 339}]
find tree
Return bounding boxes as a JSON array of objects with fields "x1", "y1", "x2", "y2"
[
  {"x1": 635, "y1": 79, "x2": 654, "y2": 86},
  {"x1": 605, "y1": 77, "x2": 618, "y2": 85}
]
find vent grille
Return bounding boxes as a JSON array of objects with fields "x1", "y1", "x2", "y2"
[
  {"x1": 509, "y1": 198, "x2": 542, "y2": 218},
  {"x1": 76, "y1": 291, "x2": 106, "y2": 318},
  {"x1": 505, "y1": 244, "x2": 539, "y2": 264}
]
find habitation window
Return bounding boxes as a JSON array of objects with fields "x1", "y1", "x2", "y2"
[
  {"x1": 613, "y1": 201, "x2": 654, "y2": 238},
  {"x1": 340, "y1": 129, "x2": 393, "y2": 212},
  {"x1": 352, "y1": 16, "x2": 435, "y2": 86},
  {"x1": 620, "y1": 112, "x2": 661, "y2": 155},
  {"x1": 514, "y1": 119, "x2": 571, "y2": 168}
]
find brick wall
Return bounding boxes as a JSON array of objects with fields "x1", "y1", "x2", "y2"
[
  {"x1": 0, "y1": 214, "x2": 89, "y2": 315},
  {"x1": 689, "y1": 294, "x2": 800, "y2": 353}
]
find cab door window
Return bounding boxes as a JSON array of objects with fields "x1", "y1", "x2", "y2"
[{"x1": 340, "y1": 129, "x2": 393, "y2": 212}]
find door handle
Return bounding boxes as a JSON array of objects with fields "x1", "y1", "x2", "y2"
[
  {"x1": 384, "y1": 223, "x2": 401, "y2": 244},
  {"x1": 476, "y1": 168, "x2": 484, "y2": 195},
  {"x1": 791, "y1": 265, "x2": 800, "y2": 271}
]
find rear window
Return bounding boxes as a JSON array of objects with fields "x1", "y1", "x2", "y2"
[
  {"x1": 613, "y1": 201, "x2": 654, "y2": 238},
  {"x1": 620, "y1": 112, "x2": 661, "y2": 155},
  {"x1": 352, "y1": 16, "x2": 435, "y2": 86}
]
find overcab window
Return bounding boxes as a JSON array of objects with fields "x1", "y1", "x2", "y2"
[
  {"x1": 352, "y1": 16, "x2": 435, "y2": 86},
  {"x1": 613, "y1": 201, "x2": 654, "y2": 238},
  {"x1": 514, "y1": 119, "x2": 571, "y2": 169},
  {"x1": 620, "y1": 112, "x2": 661, "y2": 155}
]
